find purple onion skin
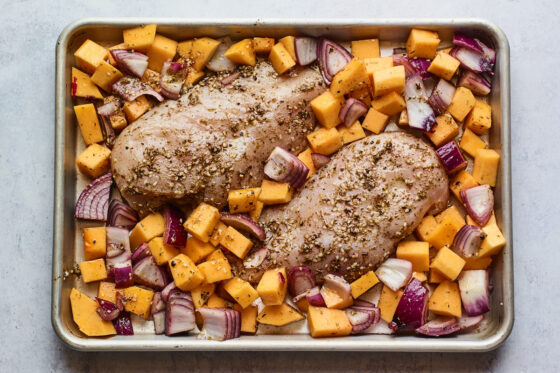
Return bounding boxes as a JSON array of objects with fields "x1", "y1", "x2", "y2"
[
  {"x1": 163, "y1": 205, "x2": 188, "y2": 247},
  {"x1": 112, "y1": 311, "x2": 134, "y2": 335},
  {"x1": 287, "y1": 266, "x2": 316, "y2": 297},
  {"x1": 393, "y1": 278, "x2": 429, "y2": 330},
  {"x1": 436, "y1": 141, "x2": 467, "y2": 174}
]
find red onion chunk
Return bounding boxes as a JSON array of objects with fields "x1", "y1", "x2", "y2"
[
  {"x1": 294, "y1": 37, "x2": 318, "y2": 66},
  {"x1": 219, "y1": 212, "x2": 266, "y2": 241},
  {"x1": 75, "y1": 173, "x2": 113, "y2": 221},
  {"x1": 112, "y1": 77, "x2": 164, "y2": 102},
  {"x1": 163, "y1": 205, "x2": 188, "y2": 247},
  {"x1": 112, "y1": 311, "x2": 134, "y2": 335},
  {"x1": 311, "y1": 153, "x2": 330, "y2": 169},
  {"x1": 197, "y1": 307, "x2": 241, "y2": 341},
  {"x1": 133, "y1": 256, "x2": 167, "y2": 290},
  {"x1": 287, "y1": 266, "x2": 316, "y2": 297},
  {"x1": 110, "y1": 49, "x2": 149, "y2": 78},
  {"x1": 131, "y1": 242, "x2": 151, "y2": 264},
  {"x1": 105, "y1": 226, "x2": 132, "y2": 279},
  {"x1": 113, "y1": 262, "x2": 133, "y2": 288},
  {"x1": 153, "y1": 311, "x2": 166, "y2": 335},
  {"x1": 436, "y1": 141, "x2": 467, "y2": 174},
  {"x1": 107, "y1": 199, "x2": 138, "y2": 230},
  {"x1": 207, "y1": 37, "x2": 235, "y2": 72},
  {"x1": 410, "y1": 58, "x2": 432, "y2": 80},
  {"x1": 97, "y1": 100, "x2": 121, "y2": 117},
  {"x1": 317, "y1": 38, "x2": 353, "y2": 84},
  {"x1": 345, "y1": 307, "x2": 377, "y2": 334},
  {"x1": 160, "y1": 61, "x2": 188, "y2": 100},
  {"x1": 264, "y1": 146, "x2": 309, "y2": 189},
  {"x1": 161, "y1": 281, "x2": 177, "y2": 303},
  {"x1": 458, "y1": 270, "x2": 490, "y2": 316},
  {"x1": 339, "y1": 98, "x2": 368, "y2": 127},
  {"x1": 96, "y1": 298, "x2": 120, "y2": 321},
  {"x1": 416, "y1": 316, "x2": 459, "y2": 337},
  {"x1": 321, "y1": 274, "x2": 352, "y2": 306},
  {"x1": 393, "y1": 278, "x2": 429, "y2": 330},
  {"x1": 453, "y1": 33, "x2": 484, "y2": 53},
  {"x1": 393, "y1": 54, "x2": 417, "y2": 77},
  {"x1": 450, "y1": 45, "x2": 495, "y2": 74},
  {"x1": 363, "y1": 319, "x2": 397, "y2": 335},
  {"x1": 457, "y1": 314, "x2": 484, "y2": 332},
  {"x1": 165, "y1": 289, "x2": 196, "y2": 335},
  {"x1": 452, "y1": 225, "x2": 486, "y2": 257},
  {"x1": 99, "y1": 113, "x2": 116, "y2": 149},
  {"x1": 375, "y1": 258, "x2": 413, "y2": 292},
  {"x1": 151, "y1": 292, "x2": 166, "y2": 315},
  {"x1": 243, "y1": 246, "x2": 268, "y2": 268},
  {"x1": 428, "y1": 79, "x2": 456, "y2": 116},
  {"x1": 306, "y1": 286, "x2": 326, "y2": 307},
  {"x1": 460, "y1": 184, "x2": 494, "y2": 226},
  {"x1": 458, "y1": 71, "x2": 491, "y2": 96},
  {"x1": 404, "y1": 74, "x2": 437, "y2": 131}
]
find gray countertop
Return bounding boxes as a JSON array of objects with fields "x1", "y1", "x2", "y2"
[{"x1": 1, "y1": 0, "x2": 558, "y2": 371}]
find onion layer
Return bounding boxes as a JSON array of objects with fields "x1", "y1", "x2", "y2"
[
  {"x1": 107, "y1": 199, "x2": 138, "y2": 230},
  {"x1": 243, "y1": 246, "x2": 268, "y2": 269},
  {"x1": 317, "y1": 38, "x2": 353, "y2": 84},
  {"x1": 393, "y1": 278, "x2": 429, "y2": 330},
  {"x1": 264, "y1": 146, "x2": 309, "y2": 189},
  {"x1": 131, "y1": 242, "x2": 151, "y2": 265},
  {"x1": 74, "y1": 172, "x2": 113, "y2": 221},
  {"x1": 132, "y1": 256, "x2": 167, "y2": 290},
  {"x1": 160, "y1": 61, "x2": 188, "y2": 100},
  {"x1": 320, "y1": 274, "x2": 352, "y2": 308},
  {"x1": 165, "y1": 289, "x2": 196, "y2": 335},
  {"x1": 338, "y1": 98, "x2": 368, "y2": 127},
  {"x1": 458, "y1": 270, "x2": 490, "y2": 316},
  {"x1": 345, "y1": 307, "x2": 377, "y2": 334},
  {"x1": 206, "y1": 37, "x2": 236, "y2": 72},
  {"x1": 96, "y1": 298, "x2": 120, "y2": 321},
  {"x1": 460, "y1": 184, "x2": 494, "y2": 226},
  {"x1": 163, "y1": 205, "x2": 188, "y2": 247},
  {"x1": 415, "y1": 316, "x2": 459, "y2": 337},
  {"x1": 452, "y1": 225, "x2": 486, "y2": 257},
  {"x1": 428, "y1": 79, "x2": 456, "y2": 116},
  {"x1": 197, "y1": 307, "x2": 241, "y2": 341},
  {"x1": 311, "y1": 153, "x2": 330, "y2": 169},
  {"x1": 294, "y1": 37, "x2": 318, "y2": 66},
  {"x1": 305, "y1": 286, "x2": 326, "y2": 307},
  {"x1": 436, "y1": 141, "x2": 467, "y2": 174},
  {"x1": 375, "y1": 258, "x2": 413, "y2": 292},
  {"x1": 287, "y1": 266, "x2": 316, "y2": 297},
  {"x1": 219, "y1": 212, "x2": 266, "y2": 241},
  {"x1": 112, "y1": 311, "x2": 134, "y2": 335},
  {"x1": 458, "y1": 71, "x2": 491, "y2": 96},
  {"x1": 404, "y1": 74, "x2": 437, "y2": 132},
  {"x1": 110, "y1": 49, "x2": 149, "y2": 78},
  {"x1": 112, "y1": 77, "x2": 164, "y2": 102}
]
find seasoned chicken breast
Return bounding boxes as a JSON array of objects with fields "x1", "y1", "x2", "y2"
[
  {"x1": 111, "y1": 62, "x2": 325, "y2": 215},
  {"x1": 233, "y1": 132, "x2": 449, "y2": 283}
]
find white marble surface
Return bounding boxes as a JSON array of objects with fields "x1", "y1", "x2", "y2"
[{"x1": 1, "y1": 0, "x2": 559, "y2": 371}]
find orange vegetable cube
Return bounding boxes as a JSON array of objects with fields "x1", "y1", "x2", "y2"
[
  {"x1": 428, "y1": 280, "x2": 462, "y2": 317},
  {"x1": 191, "y1": 282, "x2": 216, "y2": 308},
  {"x1": 460, "y1": 128, "x2": 487, "y2": 157},
  {"x1": 429, "y1": 268, "x2": 447, "y2": 284},
  {"x1": 320, "y1": 287, "x2": 353, "y2": 310},
  {"x1": 97, "y1": 281, "x2": 117, "y2": 303},
  {"x1": 146, "y1": 34, "x2": 178, "y2": 73},
  {"x1": 72, "y1": 68, "x2": 103, "y2": 100},
  {"x1": 191, "y1": 37, "x2": 220, "y2": 71},
  {"x1": 257, "y1": 267, "x2": 288, "y2": 306},
  {"x1": 449, "y1": 170, "x2": 479, "y2": 201},
  {"x1": 74, "y1": 103, "x2": 103, "y2": 145},
  {"x1": 91, "y1": 61, "x2": 123, "y2": 92},
  {"x1": 206, "y1": 294, "x2": 229, "y2": 308},
  {"x1": 185, "y1": 70, "x2": 205, "y2": 87},
  {"x1": 249, "y1": 200, "x2": 265, "y2": 222},
  {"x1": 399, "y1": 109, "x2": 409, "y2": 125},
  {"x1": 184, "y1": 202, "x2": 220, "y2": 243},
  {"x1": 349, "y1": 86, "x2": 372, "y2": 106},
  {"x1": 406, "y1": 28, "x2": 440, "y2": 59},
  {"x1": 479, "y1": 221, "x2": 506, "y2": 257},
  {"x1": 123, "y1": 96, "x2": 150, "y2": 123},
  {"x1": 70, "y1": 288, "x2": 116, "y2": 336},
  {"x1": 177, "y1": 40, "x2": 194, "y2": 59},
  {"x1": 224, "y1": 38, "x2": 256, "y2": 66},
  {"x1": 351, "y1": 39, "x2": 380, "y2": 59},
  {"x1": 427, "y1": 53, "x2": 461, "y2": 80},
  {"x1": 415, "y1": 215, "x2": 438, "y2": 242},
  {"x1": 330, "y1": 58, "x2": 369, "y2": 97},
  {"x1": 310, "y1": 91, "x2": 345, "y2": 129},
  {"x1": 465, "y1": 100, "x2": 492, "y2": 135},
  {"x1": 74, "y1": 39, "x2": 108, "y2": 74},
  {"x1": 307, "y1": 127, "x2": 343, "y2": 155},
  {"x1": 436, "y1": 205, "x2": 466, "y2": 228},
  {"x1": 378, "y1": 285, "x2": 404, "y2": 322},
  {"x1": 430, "y1": 246, "x2": 466, "y2": 281},
  {"x1": 168, "y1": 254, "x2": 205, "y2": 291},
  {"x1": 122, "y1": 286, "x2": 154, "y2": 319},
  {"x1": 338, "y1": 121, "x2": 366, "y2": 144},
  {"x1": 219, "y1": 226, "x2": 253, "y2": 259},
  {"x1": 412, "y1": 271, "x2": 428, "y2": 282},
  {"x1": 76, "y1": 144, "x2": 112, "y2": 178},
  {"x1": 362, "y1": 107, "x2": 389, "y2": 134},
  {"x1": 182, "y1": 236, "x2": 215, "y2": 264},
  {"x1": 234, "y1": 304, "x2": 258, "y2": 333},
  {"x1": 426, "y1": 114, "x2": 459, "y2": 147},
  {"x1": 224, "y1": 277, "x2": 259, "y2": 308},
  {"x1": 463, "y1": 256, "x2": 493, "y2": 270},
  {"x1": 373, "y1": 65, "x2": 405, "y2": 97},
  {"x1": 350, "y1": 271, "x2": 379, "y2": 299},
  {"x1": 208, "y1": 221, "x2": 228, "y2": 247},
  {"x1": 83, "y1": 226, "x2": 106, "y2": 260},
  {"x1": 197, "y1": 249, "x2": 233, "y2": 283},
  {"x1": 396, "y1": 241, "x2": 430, "y2": 272},
  {"x1": 297, "y1": 148, "x2": 316, "y2": 178},
  {"x1": 278, "y1": 36, "x2": 297, "y2": 61},
  {"x1": 447, "y1": 87, "x2": 475, "y2": 122},
  {"x1": 307, "y1": 306, "x2": 352, "y2": 338},
  {"x1": 364, "y1": 56, "x2": 393, "y2": 86},
  {"x1": 426, "y1": 208, "x2": 466, "y2": 249},
  {"x1": 268, "y1": 43, "x2": 296, "y2": 74},
  {"x1": 228, "y1": 187, "x2": 261, "y2": 213},
  {"x1": 78, "y1": 259, "x2": 107, "y2": 283},
  {"x1": 129, "y1": 212, "x2": 165, "y2": 249},
  {"x1": 473, "y1": 149, "x2": 500, "y2": 186},
  {"x1": 148, "y1": 236, "x2": 180, "y2": 266},
  {"x1": 252, "y1": 37, "x2": 275, "y2": 54},
  {"x1": 258, "y1": 180, "x2": 293, "y2": 205},
  {"x1": 371, "y1": 91, "x2": 407, "y2": 116},
  {"x1": 257, "y1": 303, "x2": 304, "y2": 326},
  {"x1": 123, "y1": 24, "x2": 157, "y2": 52}
]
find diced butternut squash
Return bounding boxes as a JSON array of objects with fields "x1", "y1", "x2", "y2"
[
  {"x1": 70, "y1": 288, "x2": 116, "y2": 336},
  {"x1": 123, "y1": 95, "x2": 151, "y2": 123},
  {"x1": 428, "y1": 280, "x2": 462, "y2": 317},
  {"x1": 449, "y1": 170, "x2": 479, "y2": 201},
  {"x1": 224, "y1": 38, "x2": 256, "y2": 66},
  {"x1": 129, "y1": 212, "x2": 165, "y2": 249},
  {"x1": 234, "y1": 304, "x2": 258, "y2": 333},
  {"x1": 465, "y1": 100, "x2": 492, "y2": 135},
  {"x1": 447, "y1": 87, "x2": 475, "y2": 122},
  {"x1": 349, "y1": 86, "x2": 372, "y2": 106},
  {"x1": 473, "y1": 149, "x2": 500, "y2": 186},
  {"x1": 184, "y1": 202, "x2": 220, "y2": 243},
  {"x1": 257, "y1": 303, "x2": 304, "y2": 326},
  {"x1": 224, "y1": 277, "x2": 259, "y2": 308},
  {"x1": 398, "y1": 109, "x2": 409, "y2": 125},
  {"x1": 351, "y1": 39, "x2": 380, "y2": 59},
  {"x1": 479, "y1": 220, "x2": 506, "y2": 257},
  {"x1": 427, "y1": 53, "x2": 460, "y2": 80},
  {"x1": 252, "y1": 37, "x2": 275, "y2": 54},
  {"x1": 430, "y1": 246, "x2": 466, "y2": 281},
  {"x1": 191, "y1": 282, "x2": 216, "y2": 308},
  {"x1": 76, "y1": 144, "x2": 111, "y2": 178},
  {"x1": 307, "y1": 306, "x2": 352, "y2": 338},
  {"x1": 426, "y1": 114, "x2": 459, "y2": 147},
  {"x1": 373, "y1": 65, "x2": 406, "y2": 97},
  {"x1": 460, "y1": 128, "x2": 487, "y2": 157},
  {"x1": 415, "y1": 215, "x2": 438, "y2": 242},
  {"x1": 436, "y1": 205, "x2": 466, "y2": 228},
  {"x1": 406, "y1": 28, "x2": 440, "y2": 59},
  {"x1": 148, "y1": 236, "x2": 180, "y2": 266},
  {"x1": 146, "y1": 34, "x2": 178, "y2": 72},
  {"x1": 350, "y1": 271, "x2": 379, "y2": 299},
  {"x1": 182, "y1": 236, "x2": 215, "y2": 264},
  {"x1": 122, "y1": 286, "x2": 155, "y2": 319},
  {"x1": 83, "y1": 226, "x2": 106, "y2": 260},
  {"x1": 364, "y1": 56, "x2": 393, "y2": 86},
  {"x1": 79, "y1": 258, "x2": 107, "y2": 283},
  {"x1": 108, "y1": 110, "x2": 128, "y2": 131},
  {"x1": 177, "y1": 40, "x2": 194, "y2": 59},
  {"x1": 371, "y1": 91, "x2": 407, "y2": 116},
  {"x1": 412, "y1": 271, "x2": 428, "y2": 282},
  {"x1": 297, "y1": 148, "x2": 316, "y2": 178},
  {"x1": 268, "y1": 43, "x2": 296, "y2": 74},
  {"x1": 278, "y1": 36, "x2": 297, "y2": 61},
  {"x1": 228, "y1": 187, "x2": 261, "y2": 213},
  {"x1": 296, "y1": 298, "x2": 309, "y2": 312},
  {"x1": 307, "y1": 127, "x2": 343, "y2": 155},
  {"x1": 426, "y1": 207, "x2": 466, "y2": 249},
  {"x1": 321, "y1": 287, "x2": 353, "y2": 309},
  {"x1": 257, "y1": 267, "x2": 288, "y2": 306},
  {"x1": 378, "y1": 285, "x2": 404, "y2": 322},
  {"x1": 463, "y1": 256, "x2": 493, "y2": 270},
  {"x1": 191, "y1": 37, "x2": 220, "y2": 71},
  {"x1": 429, "y1": 268, "x2": 447, "y2": 283},
  {"x1": 185, "y1": 70, "x2": 205, "y2": 87},
  {"x1": 258, "y1": 180, "x2": 293, "y2": 205},
  {"x1": 97, "y1": 281, "x2": 117, "y2": 303},
  {"x1": 330, "y1": 58, "x2": 369, "y2": 97},
  {"x1": 197, "y1": 249, "x2": 233, "y2": 283},
  {"x1": 362, "y1": 107, "x2": 389, "y2": 134},
  {"x1": 91, "y1": 61, "x2": 123, "y2": 92},
  {"x1": 396, "y1": 241, "x2": 430, "y2": 272},
  {"x1": 310, "y1": 91, "x2": 345, "y2": 129},
  {"x1": 74, "y1": 40, "x2": 108, "y2": 74},
  {"x1": 206, "y1": 293, "x2": 229, "y2": 308},
  {"x1": 220, "y1": 226, "x2": 253, "y2": 259},
  {"x1": 338, "y1": 121, "x2": 366, "y2": 144},
  {"x1": 169, "y1": 254, "x2": 205, "y2": 291},
  {"x1": 249, "y1": 201, "x2": 265, "y2": 222},
  {"x1": 123, "y1": 24, "x2": 157, "y2": 52},
  {"x1": 71, "y1": 68, "x2": 103, "y2": 99},
  {"x1": 74, "y1": 103, "x2": 103, "y2": 145},
  {"x1": 208, "y1": 221, "x2": 228, "y2": 247}
]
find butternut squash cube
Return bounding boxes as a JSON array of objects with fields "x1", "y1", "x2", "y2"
[
  {"x1": 76, "y1": 144, "x2": 111, "y2": 178},
  {"x1": 257, "y1": 267, "x2": 288, "y2": 306},
  {"x1": 426, "y1": 207, "x2": 466, "y2": 249},
  {"x1": 296, "y1": 298, "x2": 310, "y2": 312},
  {"x1": 208, "y1": 221, "x2": 228, "y2": 247},
  {"x1": 79, "y1": 258, "x2": 107, "y2": 283},
  {"x1": 307, "y1": 306, "x2": 352, "y2": 338},
  {"x1": 436, "y1": 205, "x2": 466, "y2": 228},
  {"x1": 350, "y1": 271, "x2": 379, "y2": 299},
  {"x1": 310, "y1": 91, "x2": 345, "y2": 129},
  {"x1": 70, "y1": 288, "x2": 116, "y2": 336},
  {"x1": 91, "y1": 61, "x2": 123, "y2": 92},
  {"x1": 349, "y1": 86, "x2": 372, "y2": 106},
  {"x1": 204, "y1": 294, "x2": 228, "y2": 308},
  {"x1": 129, "y1": 212, "x2": 165, "y2": 249},
  {"x1": 74, "y1": 40, "x2": 108, "y2": 74},
  {"x1": 479, "y1": 221, "x2": 506, "y2": 257},
  {"x1": 182, "y1": 236, "x2": 215, "y2": 264},
  {"x1": 197, "y1": 249, "x2": 233, "y2": 283},
  {"x1": 220, "y1": 226, "x2": 253, "y2": 259},
  {"x1": 177, "y1": 40, "x2": 194, "y2": 59},
  {"x1": 307, "y1": 127, "x2": 343, "y2": 155},
  {"x1": 122, "y1": 286, "x2": 154, "y2": 319},
  {"x1": 258, "y1": 180, "x2": 293, "y2": 205},
  {"x1": 362, "y1": 107, "x2": 389, "y2": 134},
  {"x1": 268, "y1": 43, "x2": 296, "y2": 75},
  {"x1": 83, "y1": 226, "x2": 106, "y2": 260},
  {"x1": 297, "y1": 148, "x2": 316, "y2": 178},
  {"x1": 427, "y1": 53, "x2": 461, "y2": 80},
  {"x1": 364, "y1": 56, "x2": 393, "y2": 86},
  {"x1": 465, "y1": 100, "x2": 492, "y2": 135},
  {"x1": 460, "y1": 128, "x2": 487, "y2": 157},
  {"x1": 108, "y1": 111, "x2": 128, "y2": 132},
  {"x1": 412, "y1": 271, "x2": 428, "y2": 282},
  {"x1": 184, "y1": 70, "x2": 205, "y2": 87},
  {"x1": 224, "y1": 277, "x2": 259, "y2": 308},
  {"x1": 406, "y1": 28, "x2": 440, "y2": 59},
  {"x1": 249, "y1": 201, "x2": 265, "y2": 222},
  {"x1": 169, "y1": 254, "x2": 205, "y2": 291},
  {"x1": 123, "y1": 95, "x2": 150, "y2": 123},
  {"x1": 234, "y1": 304, "x2": 258, "y2": 333},
  {"x1": 428, "y1": 280, "x2": 462, "y2": 317},
  {"x1": 97, "y1": 281, "x2": 117, "y2": 303},
  {"x1": 184, "y1": 202, "x2": 220, "y2": 242},
  {"x1": 71, "y1": 68, "x2": 103, "y2": 99},
  {"x1": 426, "y1": 114, "x2": 459, "y2": 147},
  {"x1": 74, "y1": 103, "x2": 103, "y2": 145},
  {"x1": 415, "y1": 215, "x2": 438, "y2": 242},
  {"x1": 228, "y1": 187, "x2": 261, "y2": 213},
  {"x1": 430, "y1": 246, "x2": 466, "y2": 281},
  {"x1": 182, "y1": 37, "x2": 218, "y2": 71},
  {"x1": 257, "y1": 303, "x2": 304, "y2": 326},
  {"x1": 396, "y1": 241, "x2": 430, "y2": 272},
  {"x1": 371, "y1": 91, "x2": 407, "y2": 116},
  {"x1": 463, "y1": 256, "x2": 493, "y2": 270},
  {"x1": 449, "y1": 170, "x2": 479, "y2": 201},
  {"x1": 338, "y1": 121, "x2": 366, "y2": 144},
  {"x1": 351, "y1": 39, "x2": 380, "y2": 59},
  {"x1": 447, "y1": 87, "x2": 475, "y2": 122},
  {"x1": 123, "y1": 24, "x2": 157, "y2": 52},
  {"x1": 320, "y1": 287, "x2": 353, "y2": 309},
  {"x1": 473, "y1": 149, "x2": 501, "y2": 186},
  {"x1": 330, "y1": 58, "x2": 369, "y2": 97},
  {"x1": 148, "y1": 236, "x2": 180, "y2": 266},
  {"x1": 373, "y1": 65, "x2": 406, "y2": 97},
  {"x1": 224, "y1": 38, "x2": 256, "y2": 66},
  {"x1": 277, "y1": 36, "x2": 296, "y2": 61},
  {"x1": 399, "y1": 109, "x2": 409, "y2": 125},
  {"x1": 146, "y1": 34, "x2": 178, "y2": 73},
  {"x1": 429, "y1": 268, "x2": 446, "y2": 283},
  {"x1": 252, "y1": 37, "x2": 275, "y2": 54},
  {"x1": 378, "y1": 285, "x2": 404, "y2": 322},
  {"x1": 191, "y1": 282, "x2": 216, "y2": 308}
]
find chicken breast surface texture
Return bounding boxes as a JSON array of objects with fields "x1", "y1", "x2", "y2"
[
  {"x1": 111, "y1": 62, "x2": 325, "y2": 215},
  {"x1": 234, "y1": 132, "x2": 449, "y2": 284}
]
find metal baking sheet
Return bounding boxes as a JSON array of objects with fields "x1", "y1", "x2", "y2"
[{"x1": 53, "y1": 18, "x2": 512, "y2": 351}]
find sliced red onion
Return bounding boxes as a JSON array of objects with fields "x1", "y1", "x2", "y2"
[
  {"x1": 320, "y1": 274, "x2": 352, "y2": 307},
  {"x1": 264, "y1": 146, "x2": 309, "y2": 189},
  {"x1": 475, "y1": 39, "x2": 496, "y2": 73},
  {"x1": 352, "y1": 299, "x2": 378, "y2": 312},
  {"x1": 161, "y1": 281, "x2": 177, "y2": 303},
  {"x1": 153, "y1": 311, "x2": 166, "y2": 335},
  {"x1": 358, "y1": 283, "x2": 383, "y2": 306},
  {"x1": 436, "y1": 141, "x2": 467, "y2": 174},
  {"x1": 219, "y1": 212, "x2": 266, "y2": 241},
  {"x1": 112, "y1": 77, "x2": 164, "y2": 102},
  {"x1": 428, "y1": 79, "x2": 456, "y2": 116},
  {"x1": 393, "y1": 54, "x2": 417, "y2": 77},
  {"x1": 105, "y1": 226, "x2": 131, "y2": 259},
  {"x1": 317, "y1": 38, "x2": 353, "y2": 84},
  {"x1": 112, "y1": 311, "x2": 134, "y2": 335},
  {"x1": 221, "y1": 72, "x2": 240, "y2": 87},
  {"x1": 306, "y1": 286, "x2": 326, "y2": 307},
  {"x1": 375, "y1": 258, "x2": 413, "y2": 292},
  {"x1": 410, "y1": 58, "x2": 432, "y2": 80},
  {"x1": 97, "y1": 100, "x2": 121, "y2": 117},
  {"x1": 163, "y1": 205, "x2": 188, "y2": 247},
  {"x1": 74, "y1": 172, "x2": 112, "y2": 221},
  {"x1": 160, "y1": 61, "x2": 188, "y2": 100},
  {"x1": 132, "y1": 256, "x2": 167, "y2": 290},
  {"x1": 457, "y1": 314, "x2": 484, "y2": 332},
  {"x1": 345, "y1": 307, "x2": 377, "y2": 334},
  {"x1": 452, "y1": 225, "x2": 487, "y2": 257},
  {"x1": 96, "y1": 298, "x2": 120, "y2": 321},
  {"x1": 458, "y1": 71, "x2": 491, "y2": 96},
  {"x1": 206, "y1": 37, "x2": 236, "y2": 72},
  {"x1": 165, "y1": 289, "x2": 196, "y2": 335},
  {"x1": 393, "y1": 278, "x2": 429, "y2": 330},
  {"x1": 110, "y1": 49, "x2": 149, "y2": 78},
  {"x1": 450, "y1": 43, "x2": 495, "y2": 75},
  {"x1": 294, "y1": 37, "x2": 318, "y2": 66},
  {"x1": 458, "y1": 270, "x2": 490, "y2": 316},
  {"x1": 460, "y1": 184, "x2": 494, "y2": 226},
  {"x1": 287, "y1": 266, "x2": 316, "y2": 297},
  {"x1": 197, "y1": 307, "x2": 241, "y2": 341},
  {"x1": 116, "y1": 291, "x2": 125, "y2": 312},
  {"x1": 453, "y1": 33, "x2": 484, "y2": 53},
  {"x1": 107, "y1": 199, "x2": 138, "y2": 230},
  {"x1": 131, "y1": 242, "x2": 151, "y2": 265},
  {"x1": 338, "y1": 97, "x2": 368, "y2": 127},
  {"x1": 363, "y1": 319, "x2": 398, "y2": 335},
  {"x1": 416, "y1": 316, "x2": 459, "y2": 337},
  {"x1": 113, "y1": 262, "x2": 133, "y2": 288},
  {"x1": 404, "y1": 74, "x2": 437, "y2": 132},
  {"x1": 99, "y1": 114, "x2": 116, "y2": 149},
  {"x1": 243, "y1": 246, "x2": 268, "y2": 268},
  {"x1": 311, "y1": 153, "x2": 330, "y2": 169},
  {"x1": 151, "y1": 292, "x2": 166, "y2": 315}
]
